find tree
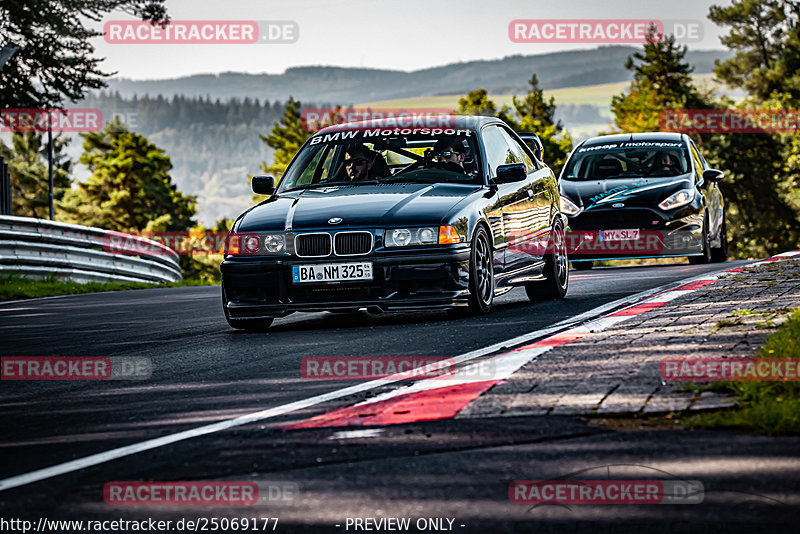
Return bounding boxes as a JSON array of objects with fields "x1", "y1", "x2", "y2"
[
  {"x1": 257, "y1": 97, "x2": 310, "y2": 201},
  {"x1": 455, "y1": 80, "x2": 573, "y2": 173},
  {"x1": 611, "y1": 30, "x2": 707, "y2": 132},
  {"x1": 60, "y1": 121, "x2": 196, "y2": 232},
  {"x1": 455, "y1": 89, "x2": 499, "y2": 116},
  {"x1": 0, "y1": 1, "x2": 168, "y2": 109},
  {"x1": 0, "y1": 132, "x2": 71, "y2": 218},
  {"x1": 703, "y1": 0, "x2": 800, "y2": 256},
  {"x1": 709, "y1": 0, "x2": 800, "y2": 104},
  {"x1": 501, "y1": 74, "x2": 574, "y2": 172}
]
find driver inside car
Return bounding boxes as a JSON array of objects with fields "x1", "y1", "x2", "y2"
[
  {"x1": 432, "y1": 137, "x2": 467, "y2": 173},
  {"x1": 652, "y1": 152, "x2": 680, "y2": 175},
  {"x1": 343, "y1": 144, "x2": 375, "y2": 181}
]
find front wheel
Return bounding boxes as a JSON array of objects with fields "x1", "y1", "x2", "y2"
[
  {"x1": 526, "y1": 219, "x2": 569, "y2": 301},
  {"x1": 467, "y1": 225, "x2": 495, "y2": 314},
  {"x1": 222, "y1": 283, "x2": 274, "y2": 331},
  {"x1": 710, "y1": 213, "x2": 728, "y2": 263},
  {"x1": 688, "y1": 216, "x2": 712, "y2": 265}
]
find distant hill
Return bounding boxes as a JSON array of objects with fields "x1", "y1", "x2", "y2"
[{"x1": 105, "y1": 46, "x2": 732, "y2": 104}]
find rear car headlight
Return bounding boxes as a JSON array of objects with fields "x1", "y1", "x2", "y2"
[
  {"x1": 385, "y1": 227, "x2": 439, "y2": 247},
  {"x1": 559, "y1": 196, "x2": 581, "y2": 216},
  {"x1": 658, "y1": 189, "x2": 695, "y2": 210},
  {"x1": 225, "y1": 233, "x2": 260, "y2": 255}
]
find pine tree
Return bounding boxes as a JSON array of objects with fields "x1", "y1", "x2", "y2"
[
  {"x1": 60, "y1": 121, "x2": 196, "y2": 232},
  {"x1": 0, "y1": 132, "x2": 71, "y2": 218}
]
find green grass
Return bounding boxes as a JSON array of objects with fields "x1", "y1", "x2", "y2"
[
  {"x1": 358, "y1": 74, "x2": 722, "y2": 111},
  {"x1": 0, "y1": 274, "x2": 215, "y2": 301},
  {"x1": 684, "y1": 308, "x2": 800, "y2": 435}
]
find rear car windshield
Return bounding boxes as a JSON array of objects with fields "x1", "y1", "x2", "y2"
[
  {"x1": 563, "y1": 141, "x2": 690, "y2": 180},
  {"x1": 277, "y1": 128, "x2": 482, "y2": 193}
]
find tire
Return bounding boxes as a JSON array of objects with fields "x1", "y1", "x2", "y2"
[
  {"x1": 526, "y1": 219, "x2": 569, "y2": 301},
  {"x1": 222, "y1": 284, "x2": 274, "y2": 331},
  {"x1": 573, "y1": 261, "x2": 594, "y2": 271},
  {"x1": 710, "y1": 212, "x2": 728, "y2": 263},
  {"x1": 467, "y1": 225, "x2": 495, "y2": 314},
  {"x1": 688, "y1": 215, "x2": 712, "y2": 265}
]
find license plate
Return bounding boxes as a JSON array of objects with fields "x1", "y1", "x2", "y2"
[
  {"x1": 600, "y1": 229, "x2": 640, "y2": 241},
  {"x1": 292, "y1": 262, "x2": 373, "y2": 283}
]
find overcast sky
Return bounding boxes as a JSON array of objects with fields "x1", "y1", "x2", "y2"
[{"x1": 92, "y1": 0, "x2": 732, "y2": 80}]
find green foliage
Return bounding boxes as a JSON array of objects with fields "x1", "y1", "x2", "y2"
[
  {"x1": 0, "y1": 132, "x2": 71, "y2": 218},
  {"x1": 611, "y1": 31, "x2": 707, "y2": 133},
  {"x1": 0, "y1": 273, "x2": 213, "y2": 301},
  {"x1": 258, "y1": 96, "x2": 311, "y2": 201},
  {"x1": 709, "y1": 0, "x2": 800, "y2": 104},
  {"x1": 455, "y1": 80, "x2": 574, "y2": 173},
  {"x1": 685, "y1": 308, "x2": 800, "y2": 434},
  {"x1": 609, "y1": 12, "x2": 800, "y2": 259},
  {"x1": 0, "y1": 1, "x2": 168, "y2": 108},
  {"x1": 455, "y1": 89, "x2": 499, "y2": 116},
  {"x1": 60, "y1": 121, "x2": 196, "y2": 232},
  {"x1": 178, "y1": 217, "x2": 235, "y2": 283},
  {"x1": 500, "y1": 75, "x2": 574, "y2": 173}
]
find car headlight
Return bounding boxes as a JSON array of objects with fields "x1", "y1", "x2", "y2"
[
  {"x1": 385, "y1": 227, "x2": 440, "y2": 247},
  {"x1": 559, "y1": 195, "x2": 581, "y2": 216},
  {"x1": 262, "y1": 234, "x2": 285, "y2": 253},
  {"x1": 658, "y1": 189, "x2": 695, "y2": 210}
]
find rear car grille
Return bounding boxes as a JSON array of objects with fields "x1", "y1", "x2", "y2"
[
  {"x1": 295, "y1": 233, "x2": 332, "y2": 257},
  {"x1": 334, "y1": 231, "x2": 373, "y2": 255}
]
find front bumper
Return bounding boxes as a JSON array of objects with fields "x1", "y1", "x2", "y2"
[
  {"x1": 221, "y1": 249, "x2": 471, "y2": 318},
  {"x1": 566, "y1": 207, "x2": 704, "y2": 260}
]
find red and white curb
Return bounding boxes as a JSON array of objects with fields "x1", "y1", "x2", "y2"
[{"x1": 284, "y1": 251, "x2": 800, "y2": 429}]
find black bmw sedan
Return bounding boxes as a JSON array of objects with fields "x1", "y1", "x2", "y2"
[
  {"x1": 558, "y1": 132, "x2": 727, "y2": 269},
  {"x1": 221, "y1": 115, "x2": 568, "y2": 330}
]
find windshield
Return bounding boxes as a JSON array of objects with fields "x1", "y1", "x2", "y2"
[
  {"x1": 564, "y1": 141, "x2": 690, "y2": 180},
  {"x1": 277, "y1": 128, "x2": 482, "y2": 193}
]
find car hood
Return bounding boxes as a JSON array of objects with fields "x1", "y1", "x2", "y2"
[
  {"x1": 237, "y1": 182, "x2": 482, "y2": 231},
  {"x1": 560, "y1": 175, "x2": 693, "y2": 211}
]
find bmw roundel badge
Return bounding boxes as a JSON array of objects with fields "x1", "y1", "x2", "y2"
[{"x1": 328, "y1": 217, "x2": 343, "y2": 225}]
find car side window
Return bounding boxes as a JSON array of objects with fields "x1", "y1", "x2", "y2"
[
  {"x1": 688, "y1": 142, "x2": 705, "y2": 182},
  {"x1": 482, "y1": 125, "x2": 521, "y2": 175},
  {"x1": 499, "y1": 128, "x2": 538, "y2": 173}
]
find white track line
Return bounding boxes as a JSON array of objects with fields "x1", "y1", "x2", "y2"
[{"x1": 0, "y1": 261, "x2": 763, "y2": 493}]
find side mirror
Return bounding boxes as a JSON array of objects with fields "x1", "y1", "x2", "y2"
[
  {"x1": 252, "y1": 175, "x2": 275, "y2": 195},
  {"x1": 492, "y1": 163, "x2": 527, "y2": 184},
  {"x1": 702, "y1": 168, "x2": 724, "y2": 182},
  {"x1": 519, "y1": 133, "x2": 544, "y2": 161}
]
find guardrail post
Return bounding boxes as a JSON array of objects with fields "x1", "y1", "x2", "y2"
[{"x1": 0, "y1": 156, "x2": 11, "y2": 216}]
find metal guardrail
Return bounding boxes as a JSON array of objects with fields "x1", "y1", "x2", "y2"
[{"x1": 0, "y1": 215, "x2": 182, "y2": 284}]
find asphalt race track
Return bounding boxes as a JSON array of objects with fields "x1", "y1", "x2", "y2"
[{"x1": 4, "y1": 260, "x2": 799, "y2": 534}]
